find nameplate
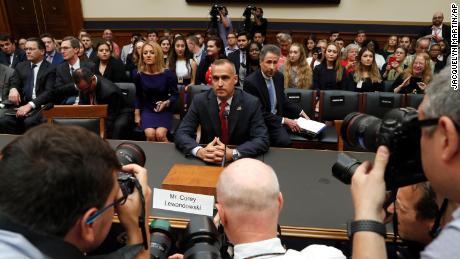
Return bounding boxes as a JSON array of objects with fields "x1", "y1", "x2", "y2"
[
  {"x1": 330, "y1": 95, "x2": 345, "y2": 106},
  {"x1": 287, "y1": 93, "x2": 301, "y2": 102},
  {"x1": 379, "y1": 96, "x2": 395, "y2": 108},
  {"x1": 152, "y1": 188, "x2": 215, "y2": 216}
]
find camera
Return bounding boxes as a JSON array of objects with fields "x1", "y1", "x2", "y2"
[
  {"x1": 180, "y1": 216, "x2": 222, "y2": 259},
  {"x1": 210, "y1": 3, "x2": 224, "y2": 17},
  {"x1": 116, "y1": 142, "x2": 146, "y2": 197},
  {"x1": 243, "y1": 5, "x2": 256, "y2": 18},
  {"x1": 332, "y1": 107, "x2": 426, "y2": 189},
  {"x1": 150, "y1": 219, "x2": 174, "y2": 259}
]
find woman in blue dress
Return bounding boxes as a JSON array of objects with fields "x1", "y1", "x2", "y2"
[{"x1": 133, "y1": 42, "x2": 178, "y2": 141}]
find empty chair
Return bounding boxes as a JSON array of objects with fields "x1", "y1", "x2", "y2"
[
  {"x1": 362, "y1": 92, "x2": 404, "y2": 118},
  {"x1": 188, "y1": 84, "x2": 211, "y2": 107},
  {"x1": 285, "y1": 88, "x2": 316, "y2": 119}
]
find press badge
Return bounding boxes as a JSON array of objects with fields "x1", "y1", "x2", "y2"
[{"x1": 357, "y1": 80, "x2": 363, "y2": 89}]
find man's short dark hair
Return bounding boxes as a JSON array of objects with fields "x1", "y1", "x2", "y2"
[
  {"x1": 0, "y1": 33, "x2": 14, "y2": 43},
  {"x1": 0, "y1": 124, "x2": 120, "y2": 237},
  {"x1": 147, "y1": 29, "x2": 158, "y2": 36},
  {"x1": 186, "y1": 35, "x2": 199, "y2": 45},
  {"x1": 73, "y1": 67, "x2": 95, "y2": 85},
  {"x1": 62, "y1": 36, "x2": 80, "y2": 49},
  {"x1": 27, "y1": 37, "x2": 46, "y2": 51},
  {"x1": 39, "y1": 33, "x2": 54, "y2": 40},
  {"x1": 260, "y1": 44, "x2": 281, "y2": 61},
  {"x1": 236, "y1": 31, "x2": 249, "y2": 40},
  {"x1": 413, "y1": 183, "x2": 439, "y2": 221}
]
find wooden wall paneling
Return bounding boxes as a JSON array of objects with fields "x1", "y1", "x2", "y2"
[
  {"x1": 0, "y1": 0, "x2": 11, "y2": 33},
  {"x1": 38, "y1": 0, "x2": 83, "y2": 38},
  {"x1": 4, "y1": 0, "x2": 41, "y2": 38}
]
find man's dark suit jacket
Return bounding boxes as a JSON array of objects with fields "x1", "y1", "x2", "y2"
[
  {"x1": 175, "y1": 88, "x2": 269, "y2": 158},
  {"x1": 79, "y1": 75, "x2": 127, "y2": 133},
  {"x1": 227, "y1": 49, "x2": 246, "y2": 85},
  {"x1": 10, "y1": 60, "x2": 56, "y2": 107},
  {"x1": 419, "y1": 24, "x2": 451, "y2": 45},
  {"x1": 0, "y1": 64, "x2": 14, "y2": 101},
  {"x1": 53, "y1": 60, "x2": 95, "y2": 103},
  {"x1": 243, "y1": 69, "x2": 300, "y2": 127},
  {"x1": 0, "y1": 48, "x2": 27, "y2": 69},
  {"x1": 48, "y1": 51, "x2": 64, "y2": 65}
]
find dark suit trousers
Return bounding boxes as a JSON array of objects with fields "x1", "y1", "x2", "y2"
[
  {"x1": 0, "y1": 109, "x2": 45, "y2": 134},
  {"x1": 108, "y1": 112, "x2": 133, "y2": 139},
  {"x1": 266, "y1": 119, "x2": 291, "y2": 147}
]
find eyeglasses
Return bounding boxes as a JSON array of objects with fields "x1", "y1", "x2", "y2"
[
  {"x1": 418, "y1": 118, "x2": 460, "y2": 132},
  {"x1": 86, "y1": 196, "x2": 126, "y2": 224}
]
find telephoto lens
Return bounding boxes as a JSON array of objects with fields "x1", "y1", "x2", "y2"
[
  {"x1": 116, "y1": 142, "x2": 146, "y2": 197},
  {"x1": 150, "y1": 219, "x2": 174, "y2": 259},
  {"x1": 181, "y1": 216, "x2": 222, "y2": 259}
]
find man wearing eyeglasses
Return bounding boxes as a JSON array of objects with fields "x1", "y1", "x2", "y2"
[
  {"x1": 350, "y1": 67, "x2": 460, "y2": 259},
  {"x1": 0, "y1": 37, "x2": 56, "y2": 134},
  {"x1": 0, "y1": 124, "x2": 151, "y2": 258},
  {"x1": 175, "y1": 59, "x2": 269, "y2": 165}
]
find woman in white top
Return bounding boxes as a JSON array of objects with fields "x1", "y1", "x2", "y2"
[{"x1": 168, "y1": 36, "x2": 197, "y2": 91}]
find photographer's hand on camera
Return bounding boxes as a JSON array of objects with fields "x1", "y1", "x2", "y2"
[{"x1": 116, "y1": 164, "x2": 152, "y2": 258}]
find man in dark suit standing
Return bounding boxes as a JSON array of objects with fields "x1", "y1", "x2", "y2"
[
  {"x1": 68, "y1": 67, "x2": 132, "y2": 139},
  {"x1": 54, "y1": 36, "x2": 95, "y2": 104},
  {"x1": 0, "y1": 38, "x2": 56, "y2": 134},
  {"x1": 175, "y1": 59, "x2": 269, "y2": 164},
  {"x1": 227, "y1": 31, "x2": 250, "y2": 86},
  {"x1": 0, "y1": 34, "x2": 27, "y2": 69},
  {"x1": 40, "y1": 33, "x2": 64, "y2": 65},
  {"x1": 419, "y1": 11, "x2": 450, "y2": 45},
  {"x1": 244, "y1": 44, "x2": 306, "y2": 147}
]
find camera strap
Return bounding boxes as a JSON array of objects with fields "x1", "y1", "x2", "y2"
[
  {"x1": 132, "y1": 178, "x2": 149, "y2": 250},
  {"x1": 429, "y1": 198, "x2": 449, "y2": 238}
]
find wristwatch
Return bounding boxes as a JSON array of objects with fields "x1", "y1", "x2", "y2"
[
  {"x1": 347, "y1": 220, "x2": 387, "y2": 239},
  {"x1": 232, "y1": 149, "x2": 241, "y2": 161}
]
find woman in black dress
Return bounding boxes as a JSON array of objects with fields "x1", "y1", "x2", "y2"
[
  {"x1": 94, "y1": 42, "x2": 128, "y2": 82},
  {"x1": 346, "y1": 47, "x2": 382, "y2": 92}
]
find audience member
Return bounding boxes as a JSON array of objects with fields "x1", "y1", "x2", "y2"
[
  {"x1": 80, "y1": 33, "x2": 97, "y2": 62},
  {"x1": 77, "y1": 39, "x2": 91, "y2": 62},
  {"x1": 94, "y1": 42, "x2": 128, "y2": 83},
  {"x1": 0, "y1": 34, "x2": 27, "y2": 68},
  {"x1": 17, "y1": 38, "x2": 27, "y2": 50},
  {"x1": 391, "y1": 53, "x2": 432, "y2": 94},
  {"x1": 341, "y1": 43, "x2": 359, "y2": 74},
  {"x1": 228, "y1": 31, "x2": 250, "y2": 86},
  {"x1": 404, "y1": 37, "x2": 430, "y2": 66},
  {"x1": 304, "y1": 34, "x2": 316, "y2": 58},
  {"x1": 121, "y1": 33, "x2": 142, "y2": 64},
  {"x1": 345, "y1": 47, "x2": 382, "y2": 92},
  {"x1": 196, "y1": 36, "x2": 226, "y2": 85},
  {"x1": 169, "y1": 36, "x2": 197, "y2": 91},
  {"x1": 381, "y1": 46, "x2": 408, "y2": 81},
  {"x1": 0, "y1": 38, "x2": 56, "y2": 134},
  {"x1": 0, "y1": 63, "x2": 14, "y2": 102},
  {"x1": 399, "y1": 36, "x2": 412, "y2": 50},
  {"x1": 71, "y1": 67, "x2": 132, "y2": 139},
  {"x1": 381, "y1": 35, "x2": 398, "y2": 60},
  {"x1": 428, "y1": 43, "x2": 446, "y2": 74},
  {"x1": 362, "y1": 39, "x2": 385, "y2": 70},
  {"x1": 102, "y1": 29, "x2": 120, "y2": 58},
  {"x1": 217, "y1": 6, "x2": 233, "y2": 47},
  {"x1": 329, "y1": 31, "x2": 340, "y2": 42},
  {"x1": 353, "y1": 30, "x2": 367, "y2": 47},
  {"x1": 175, "y1": 59, "x2": 269, "y2": 163},
  {"x1": 244, "y1": 44, "x2": 305, "y2": 147},
  {"x1": 335, "y1": 37, "x2": 345, "y2": 53},
  {"x1": 159, "y1": 37, "x2": 171, "y2": 66},
  {"x1": 280, "y1": 43, "x2": 313, "y2": 89},
  {"x1": 419, "y1": 11, "x2": 450, "y2": 45},
  {"x1": 125, "y1": 39, "x2": 145, "y2": 77},
  {"x1": 246, "y1": 42, "x2": 262, "y2": 76},
  {"x1": 225, "y1": 32, "x2": 238, "y2": 56},
  {"x1": 133, "y1": 42, "x2": 178, "y2": 142},
  {"x1": 253, "y1": 31, "x2": 266, "y2": 46},
  {"x1": 0, "y1": 124, "x2": 151, "y2": 258},
  {"x1": 40, "y1": 33, "x2": 64, "y2": 65},
  {"x1": 313, "y1": 43, "x2": 346, "y2": 90},
  {"x1": 54, "y1": 36, "x2": 95, "y2": 104},
  {"x1": 350, "y1": 67, "x2": 460, "y2": 259},
  {"x1": 276, "y1": 33, "x2": 292, "y2": 68},
  {"x1": 214, "y1": 158, "x2": 346, "y2": 259},
  {"x1": 147, "y1": 29, "x2": 159, "y2": 43},
  {"x1": 186, "y1": 35, "x2": 204, "y2": 66}
]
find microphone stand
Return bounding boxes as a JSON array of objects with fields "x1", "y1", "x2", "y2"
[{"x1": 221, "y1": 110, "x2": 229, "y2": 167}]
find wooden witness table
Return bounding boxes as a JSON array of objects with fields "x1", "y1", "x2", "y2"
[{"x1": 0, "y1": 134, "x2": 378, "y2": 240}]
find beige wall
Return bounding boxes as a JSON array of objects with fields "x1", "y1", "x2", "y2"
[{"x1": 81, "y1": 0, "x2": 451, "y2": 24}]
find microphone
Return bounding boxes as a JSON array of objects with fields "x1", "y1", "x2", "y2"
[
  {"x1": 150, "y1": 219, "x2": 173, "y2": 259},
  {"x1": 221, "y1": 110, "x2": 229, "y2": 167}
]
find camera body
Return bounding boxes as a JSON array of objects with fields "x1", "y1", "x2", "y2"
[
  {"x1": 243, "y1": 5, "x2": 256, "y2": 18},
  {"x1": 334, "y1": 107, "x2": 426, "y2": 189},
  {"x1": 210, "y1": 4, "x2": 224, "y2": 17}
]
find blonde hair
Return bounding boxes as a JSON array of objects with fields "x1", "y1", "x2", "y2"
[
  {"x1": 354, "y1": 47, "x2": 382, "y2": 83},
  {"x1": 283, "y1": 43, "x2": 312, "y2": 89},
  {"x1": 403, "y1": 53, "x2": 432, "y2": 84},
  {"x1": 138, "y1": 42, "x2": 165, "y2": 74}
]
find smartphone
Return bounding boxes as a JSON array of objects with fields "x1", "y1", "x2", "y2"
[{"x1": 388, "y1": 56, "x2": 396, "y2": 64}]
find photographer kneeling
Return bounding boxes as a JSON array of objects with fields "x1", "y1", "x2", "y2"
[
  {"x1": 350, "y1": 67, "x2": 460, "y2": 258},
  {"x1": 0, "y1": 124, "x2": 152, "y2": 259}
]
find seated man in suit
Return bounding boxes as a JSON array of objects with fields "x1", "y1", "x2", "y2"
[
  {"x1": 69, "y1": 67, "x2": 133, "y2": 139},
  {"x1": 54, "y1": 36, "x2": 95, "y2": 104},
  {"x1": 244, "y1": 44, "x2": 305, "y2": 147},
  {"x1": 175, "y1": 59, "x2": 269, "y2": 164},
  {"x1": 40, "y1": 33, "x2": 64, "y2": 65},
  {"x1": 0, "y1": 63, "x2": 14, "y2": 102},
  {"x1": 0, "y1": 34, "x2": 27, "y2": 69},
  {"x1": 0, "y1": 37, "x2": 56, "y2": 134}
]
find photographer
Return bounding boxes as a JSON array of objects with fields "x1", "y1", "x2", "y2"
[
  {"x1": 251, "y1": 7, "x2": 268, "y2": 38},
  {"x1": 0, "y1": 124, "x2": 152, "y2": 258},
  {"x1": 216, "y1": 6, "x2": 233, "y2": 48},
  {"x1": 350, "y1": 67, "x2": 460, "y2": 258}
]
